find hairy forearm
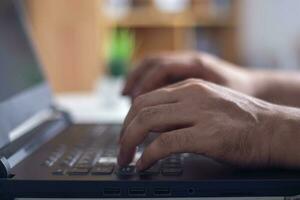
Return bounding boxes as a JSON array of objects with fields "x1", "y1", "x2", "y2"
[{"x1": 250, "y1": 70, "x2": 300, "y2": 107}]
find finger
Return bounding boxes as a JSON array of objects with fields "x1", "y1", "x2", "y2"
[
  {"x1": 122, "y1": 79, "x2": 207, "y2": 139},
  {"x1": 122, "y1": 57, "x2": 159, "y2": 96},
  {"x1": 132, "y1": 64, "x2": 171, "y2": 98},
  {"x1": 133, "y1": 63, "x2": 197, "y2": 97},
  {"x1": 131, "y1": 65, "x2": 167, "y2": 98},
  {"x1": 120, "y1": 88, "x2": 178, "y2": 140},
  {"x1": 136, "y1": 128, "x2": 194, "y2": 170},
  {"x1": 118, "y1": 103, "x2": 193, "y2": 166}
]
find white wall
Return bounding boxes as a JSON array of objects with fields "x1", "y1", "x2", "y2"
[{"x1": 238, "y1": 0, "x2": 300, "y2": 70}]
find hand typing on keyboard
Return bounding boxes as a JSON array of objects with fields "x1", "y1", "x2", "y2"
[{"x1": 118, "y1": 78, "x2": 299, "y2": 170}]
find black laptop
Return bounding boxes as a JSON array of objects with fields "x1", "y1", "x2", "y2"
[{"x1": 1, "y1": 0, "x2": 300, "y2": 199}]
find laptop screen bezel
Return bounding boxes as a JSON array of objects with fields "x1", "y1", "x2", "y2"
[{"x1": 0, "y1": 0, "x2": 53, "y2": 149}]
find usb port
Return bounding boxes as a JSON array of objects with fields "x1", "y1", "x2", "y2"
[
  {"x1": 128, "y1": 188, "x2": 146, "y2": 196},
  {"x1": 154, "y1": 188, "x2": 171, "y2": 196},
  {"x1": 103, "y1": 188, "x2": 121, "y2": 196}
]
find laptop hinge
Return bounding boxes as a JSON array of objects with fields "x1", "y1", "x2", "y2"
[
  {"x1": 54, "y1": 105, "x2": 72, "y2": 124},
  {"x1": 0, "y1": 157, "x2": 11, "y2": 178},
  {"x1": 0, "y1": 107, "x2": 71, "y2": 169}
]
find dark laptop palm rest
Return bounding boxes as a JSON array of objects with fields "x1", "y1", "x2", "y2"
[{"x1": 2, "y1": 0, "x2": 300, "y2": 199}]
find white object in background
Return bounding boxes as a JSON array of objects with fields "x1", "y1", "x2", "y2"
[
  {"x1": 55, "y1": 76, "x2": 130, "y2": 124},
  {"x1": 154, "y1": 0, "x2": 190, "y2": 13},
  {"x1": 96, "y1": 75, "x2": 125, "y2": 109},
  {"x1": 102, "y1": 0, "x2": 131, "y2": 20}
]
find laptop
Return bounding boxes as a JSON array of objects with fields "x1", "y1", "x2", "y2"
[{"x1": 1, "y1": 0, "x2": 300, "y2": 199}]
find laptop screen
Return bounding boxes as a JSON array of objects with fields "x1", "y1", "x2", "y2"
[
  {"x1": 0, "y1": 0, "x2": 52, "y2": 149},
  {"x1": 0, "y1": 0, "x2": 44, "y2": 102}
]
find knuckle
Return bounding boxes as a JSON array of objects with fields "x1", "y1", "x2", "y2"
[
  {"x1": 161, "y1": 87, "x2": 172, "y2": 93},
  {"x1": 187, "y1": 78, "x2": 199, "y2": 83},
  {"x1": 187, "y1": 81, "x2": 207, "y2": 93},
  {"x1": 132, "y1": 95, "x2": 145, "y2": 110},
  {"x1": 161, "y1": 86, "x2": 175, "y2": 95},
  {"x1": 179, "y1": 79, "x2": 202, "y2": 90},
  {"x1": 180, "y1": 78, "x2": 193, "y2": 85}
]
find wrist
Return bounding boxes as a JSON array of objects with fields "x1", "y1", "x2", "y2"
[
  {"x1": 247, "y1": 70, "x2": 284, "y2": 103},
  {"x1": 195, "y1": 52, "x2": 256, "y2": 94},
  {"x1": 267, "y1": 105, "x2": 300, "y2": 168},
  {"x1": 216, "y1": 62, "x2": 256, "y2": 96}
]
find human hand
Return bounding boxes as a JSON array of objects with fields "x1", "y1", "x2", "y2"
[
  {"x1": 122, "y1": 52, "x2": 254, "y2": 99},
  {"x1": 118, "y1": 78, "x2": 281, "y2": 170}
]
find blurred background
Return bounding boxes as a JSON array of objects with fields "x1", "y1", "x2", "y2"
[
  {"x1": 22, "y1": 0, "x2": 300, "y2": 123},
  {"x1": 25, "y1": 0, "x2": 300, "y2": 94}
]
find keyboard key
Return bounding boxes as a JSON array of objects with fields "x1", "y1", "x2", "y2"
[
  {"x1": 43, "y1": 159, "x2": 53, "y2": 167},
  {"x1": 77, "y1": 158, "x2": 93, "y2": 165},
  {"x1": 52, "y1": 168, "x2": 65, "y2": 175},
  {"x1": 98, "y1": 157, "x2": 117, "y2": 164},
  {"x1": 61, "y1": 150, "x2": 82, "y2": 167},
  {"x1": 75, "y1": 163, "x2": 93, "y2": 169},
  {"x1": 91, "y1": 164, "x2": 114, "y2": 175},
  {"x1": 117, "y1": 165, "x2": 136, "y2": 176},
  {"x1": 139, "y1": 164, "x2": 160, "y2": 176},
  {"x1": 162, "y1": 163, "x2": 182, "y2": 169},
  {"x1": 162, "y1": 167, "x2": 183, "y2": 176},
  {"x1": 42, "y1": 145, "x2": 66, "y2": 167},
  {"x1": 103, "y1": 149, "x2": 117, "y2": 157},
  {"x1": 164, "y1": 157, "x2": 181, "y2": 164},
  {"x1": 67, "y1": 167, "x2": 90, "y2": 175}
]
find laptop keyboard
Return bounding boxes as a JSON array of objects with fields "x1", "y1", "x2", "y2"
[{"x1": 42, "y1": 125, "x2": 183, "y2": 177}]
